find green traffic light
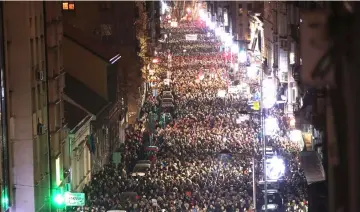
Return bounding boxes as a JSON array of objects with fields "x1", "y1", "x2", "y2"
[{"x1": 53, "y1": 193, "x2": 65, "y2": 206}]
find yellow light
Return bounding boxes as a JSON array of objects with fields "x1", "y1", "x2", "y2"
[
  {"x1": 62, "y1": 2, "x2": 69, "y2": 10},
  {"x1": 69, "y1": 3, "x2": 75, "y2": 10},
  {"x1": 56, "y1": 157, "x2": 61, "y2": 186},
  {"x1": 290, "y1": 118, "x2": 296, "y2": 127}
]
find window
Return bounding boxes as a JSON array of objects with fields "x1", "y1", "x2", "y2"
[
  {"x1": 62, "y1": 2, "x2": 68, "y2": 10},
  {"x1": 69, "y1": 2, "x2": 75, "y2": 10},
  {"x1": 239, "y1": 4, "x2": 243, "y2": 15},
  {"x1": 62, "y1": 2, "x2": 75, "y2": 11}
]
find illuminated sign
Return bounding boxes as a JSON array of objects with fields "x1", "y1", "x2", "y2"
[{"x1": 65, "y1": 192, "x2": 85, "y2": 206}]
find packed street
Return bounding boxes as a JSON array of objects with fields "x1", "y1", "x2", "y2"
[{"x1": 69, "y1": 4, "x2": 308, "y2": 212}]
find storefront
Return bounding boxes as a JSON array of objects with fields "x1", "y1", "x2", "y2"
[{"x1": 70, "y1": 116, "x2": 93, "y2": 192}]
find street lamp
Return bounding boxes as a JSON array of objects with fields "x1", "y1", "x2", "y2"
[
  {"x1": 231, "y1": 44, "x2": 238, "y2": 54},
  {"x1": 262, "y1": 78, "x2": 277, "y2": 109},
  {"x1": 239, "y1": 50, "x2": 247, "y2": 63},
  {"x1": 266, "y1": 156, "x2": 285, "y2": 180},
  {"x1": 264, "y1": 117, "x2": 279, "y2": 136}
]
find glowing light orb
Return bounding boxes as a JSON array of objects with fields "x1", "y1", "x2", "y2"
[
  {"x1": 247, "y1": 65, "x2": 258, "y2": 79},
  {"x1": 262, "y1": 78, "x2": 277, "y2": 109},
  {"x1": 264, "y1": 117, "x2": 279, "y2": 136},
  {"x1": 239, "y1": 51, "x2": 247, "y2": 63},
  {"x1": 215, "y1": 27, "x2": 222, "y2": 36},
  {"x1": 266, "y1": 156, "x2": 285, "y2": 180}
]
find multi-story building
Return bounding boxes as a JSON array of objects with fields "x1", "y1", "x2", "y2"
[
  {"x1": 62, "y1": 19, "x2": 121, "y2": 175},
  {"x1": 61, "y1": 1, "x2": 139, "y2": 125},
  {"x1": 0, "y1": 2, "x2": 10, "y2": 212},
  {"x1": 63, "y1": 73, "x2": 109, "y2": 191},
  {"x1": 2, "y1": 1, "x2": 66, "y2": 211}
]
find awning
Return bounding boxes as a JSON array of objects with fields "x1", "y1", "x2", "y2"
[{"x1": 299, "y1": 151, "x2": 326, "y2": 184}]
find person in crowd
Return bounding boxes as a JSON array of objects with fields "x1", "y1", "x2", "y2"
[{"x1": 70, "y1": 16, "x2": 308, "y2": 212}]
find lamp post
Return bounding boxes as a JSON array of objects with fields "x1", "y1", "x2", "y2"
[{"x1": 260, "y1": 57, "x2": 268, "y2": 212}]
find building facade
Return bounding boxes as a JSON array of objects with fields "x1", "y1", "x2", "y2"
[
  {"x1": 0, "y1": 2, "x2": 10, "y2": 212},
  {"x1": 3, "y1": 2, "x2": 66, "y2": 211}
]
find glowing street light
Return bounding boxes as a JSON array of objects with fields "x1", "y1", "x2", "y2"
[
  {"x1": 222, "y1": 34, "x2": 233, "y2": 47},
  {"x1": 233, "y1": 63, "x2": 239, "y2": 71},
  {"x1": 239, "y1": 50, "x2": 247, "y2": 63},
  {"x1": 264, "y1": 117, "x2": 279, "y2": 136},
  {"x1": 215, "y1": 27, "x2": 222, "y2": 36},
  {"x1": 247, "y1": 64, "x2": 258, "y2": 79},
  {"x1": 209, "y1": 22, "x2": 215, "y2": 30},
  {"x1": 262, "y1": 78, "x2": 277, "y2": 109},
  {"x1": 199, "y1": 9, "x2": 206, "y2": 19},
  {"x1": 266, "y1": 156, "x2": 285, "y2": 180},
  {"x1": 231, "y1": 44, "x2": 238, "y2": 53}
]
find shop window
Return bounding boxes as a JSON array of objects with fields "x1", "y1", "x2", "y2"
[{"x1": 62, "y1": 2, "x2": 75, "y2": 11}]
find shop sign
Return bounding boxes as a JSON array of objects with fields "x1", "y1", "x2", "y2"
[{"x1": 65, "y1": 192, "x2": 85, "y2": 206}]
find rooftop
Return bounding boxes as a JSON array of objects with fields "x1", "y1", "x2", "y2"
[{"x1": 63, "y1": 22, "x2": 121, "y2": 63}]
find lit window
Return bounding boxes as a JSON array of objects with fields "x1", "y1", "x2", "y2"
[
  {"x1": 62, "y1": 2, "x2": 69, "y2": 10},
  {"x1": 69, "y1": 3, "x2": 75, "y2": 10},
  {"x1": 62, "y1": 2, "x2": 75, "y2": 11}
]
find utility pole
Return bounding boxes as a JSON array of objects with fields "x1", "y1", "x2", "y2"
[
  {"x1": 260, "y1": 54, "x2": 267, "y2": 212},
  {"x1": 272, "y1": 2, "x2": 279, "y2": 78}
]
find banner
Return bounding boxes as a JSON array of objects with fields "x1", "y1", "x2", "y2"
[
  {"x1": 185, "y1": 34, "x2": 198, "y2": 41},
  {"x1": 228, "y1": 86, "x2": 238, "y2": 94}
]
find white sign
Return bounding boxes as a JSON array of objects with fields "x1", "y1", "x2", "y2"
[
  {"x1": 228, "y1": 86, "x2": 238, "y2": 94},
  {"x1": 65, "y1": 192, "x2": 85, "y2": 206},
  {"x1": 185, "y1": 34, "x2": 198, "y2": 41}
]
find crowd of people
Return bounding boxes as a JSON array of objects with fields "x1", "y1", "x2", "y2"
[{"x1": 71, "y1": 10, "x2": 308, "y2": 212}]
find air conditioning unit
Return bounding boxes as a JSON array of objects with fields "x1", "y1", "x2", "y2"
[{"x1": 36, "y1": 71, "x2": 45, "y2": 81}]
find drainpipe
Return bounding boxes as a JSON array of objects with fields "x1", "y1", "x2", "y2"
[{"x1": 43, "y1": 2, "x2": 54, "y2": 211}]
